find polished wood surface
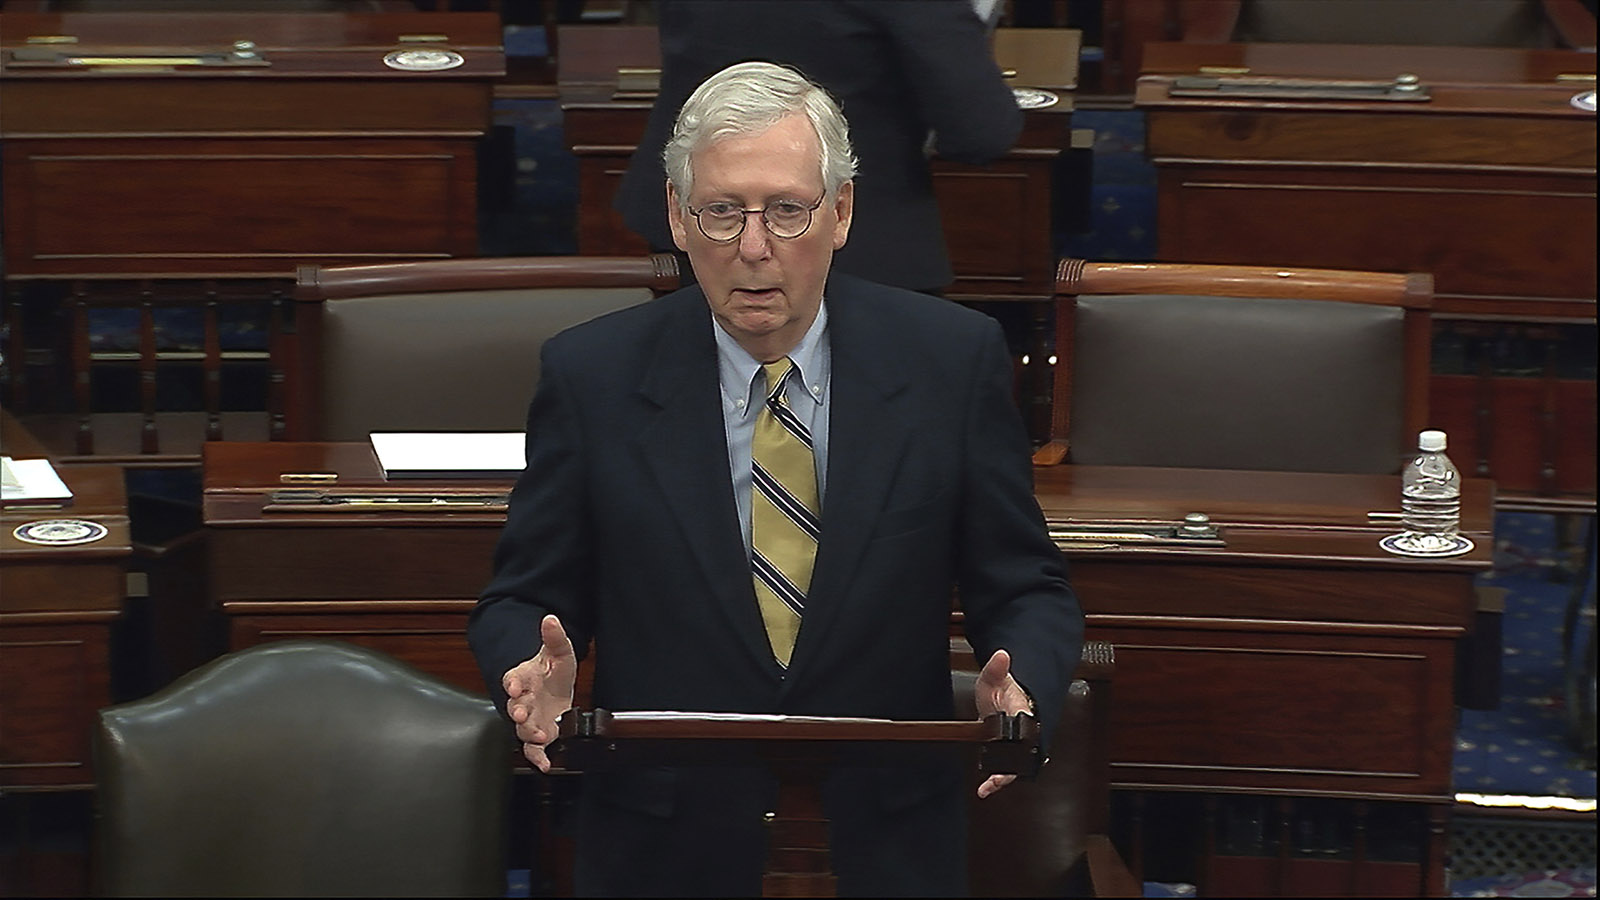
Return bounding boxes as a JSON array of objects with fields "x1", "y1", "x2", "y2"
[
  {"x1": 0, "y1": 11, "x2": 503, "y2": 279},
  {"x1": 0, "y1": 421, "x2": 130, "y2": 789},
  {"x1": 293, "y1": 253, "x2": 683, "y2": 301}
]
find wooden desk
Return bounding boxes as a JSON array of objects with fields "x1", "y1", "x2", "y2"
[
  {"x1": 1, "y1": 415, "x2": 130, "y2": 790},
  {"x1": 1136, "y1": 43, "x2": 1597, "y2": 505},
  {"x1": 1036, "y1": 464, "x2": 1492, "y2": 799},
  {"x1": 1034, "y1": 464, "x2": 1493, "y2": 896},
  {"x1": 0, "y1": 10, "x2": 504, "y2": 279},
  {"x1": 1137, "y1": 42, "x2": 1597, "y2": 319},
  {"x1": 203, "y1": 441, "x2": 505, "y2": 696}
]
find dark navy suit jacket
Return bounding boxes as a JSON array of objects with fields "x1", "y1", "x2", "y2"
[{"x1": 469, "y1": 273, "x2": 1081, "y2": 896}]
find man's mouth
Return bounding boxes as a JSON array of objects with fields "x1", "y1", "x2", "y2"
[{"x1": 733, "y1": 287, "x2": 780, "y2": 301}]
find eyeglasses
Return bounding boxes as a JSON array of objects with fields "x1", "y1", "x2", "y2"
[{"x1": 687, "y1": 195, "x2": 825, "y2": 242}]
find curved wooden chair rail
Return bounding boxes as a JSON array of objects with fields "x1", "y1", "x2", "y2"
[
  {"x1": 293, "y1": 252, "x2": 682, "y2": 301},
  {"x1": 1054, "y1": 257, "x2": 1432, "y2": 309}
]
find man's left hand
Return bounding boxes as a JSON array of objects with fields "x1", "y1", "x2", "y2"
[{"x1": 974, "y1": 648, "x2": 1034, "y2": 798}]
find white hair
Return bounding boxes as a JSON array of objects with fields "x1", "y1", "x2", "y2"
[{"x1": 662, "y1": 61, "x2": 858, "y2": 210}]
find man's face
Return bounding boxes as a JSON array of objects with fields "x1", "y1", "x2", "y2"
[{"x1": 667, "y1": 113, "x2": 853, "y2": 360}]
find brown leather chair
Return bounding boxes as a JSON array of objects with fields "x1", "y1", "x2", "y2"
[
  {"x1": 1035, "y1": 259, "x2": 1433, "y2": 475},
  {"x1": 288, "y1": 253, "x2": 681, "y2": 441},
  {"x1": 955, "y1": 639, "x2": 1140, "y2": 898},
  {"x1": 94, "y1": 640, "x2": 511, "y2": 898}
]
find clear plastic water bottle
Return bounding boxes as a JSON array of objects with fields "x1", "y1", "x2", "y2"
[{"x1": 1396, "y1": 429, "x2": 1461, "y2": 553}]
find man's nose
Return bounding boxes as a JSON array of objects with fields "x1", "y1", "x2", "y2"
[{"x1": 737, "y1": 211, "x2": 773, "y2": 259}]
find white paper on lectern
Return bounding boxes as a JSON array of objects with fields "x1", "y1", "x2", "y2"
[
  {"x1": 1, "y1": 456, "x2": 74, "y2": 505},
  {"x1": 368, "y1": 432, "x2": 526, "y2": 479}
]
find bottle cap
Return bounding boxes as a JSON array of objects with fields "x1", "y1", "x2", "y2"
[{"x1": 1419, "y1": 430, "x2": 1447, "y2": 452}]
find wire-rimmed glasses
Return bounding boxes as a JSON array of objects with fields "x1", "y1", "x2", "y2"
[{"x1": 687, "y1": 195, "x2": 825, "y2": 242}]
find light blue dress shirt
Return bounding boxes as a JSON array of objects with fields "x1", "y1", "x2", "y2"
[{"x1": 714, "y1": 301, "x2": 832, "y2": 553}]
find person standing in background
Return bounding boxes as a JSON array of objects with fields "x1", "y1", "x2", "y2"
[{"x1": 615, "y1": 0, "x2": 1022, "y2": 295}]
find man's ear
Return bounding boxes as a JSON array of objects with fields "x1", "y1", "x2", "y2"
[
  {"x1": 666, "y1": 182, "x2": 691, "y2": 252},
  {"x1": 830, "y1": 181, "x2": 854, "y2": 251}
]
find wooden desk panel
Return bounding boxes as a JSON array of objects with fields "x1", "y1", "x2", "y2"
[{"x1": 0, "y1": 460, "x2": 130, "y2": 790}]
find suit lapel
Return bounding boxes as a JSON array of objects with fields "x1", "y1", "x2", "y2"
[
  {"x1": 634, "y1": 292, "x2": 779, "y2": 676},
  {"x1": 785, "y1": 278, "x2": 914, "y2": 685}
]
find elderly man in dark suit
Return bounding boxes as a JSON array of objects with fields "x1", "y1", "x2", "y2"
[
  {"x1": 614, "y1": 0, "x2": 1022, "y2": 295},
  {"x1": 469, "y1": 60, "x2": 1080, "y2": 897}
]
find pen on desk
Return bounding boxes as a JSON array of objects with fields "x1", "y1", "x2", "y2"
[{"x1": 1366, "y1": 511, "x2": 1405, "y2": 521}]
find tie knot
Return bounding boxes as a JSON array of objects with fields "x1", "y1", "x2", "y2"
[{"x1": 762, "y1": 358, "x2": 794, "y2": 403}]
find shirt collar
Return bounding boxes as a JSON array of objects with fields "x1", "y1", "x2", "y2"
[{"x1": 715, "y1": 300, "x2": 830, "y2": 414}]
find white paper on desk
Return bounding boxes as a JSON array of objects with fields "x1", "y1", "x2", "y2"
[
  {"x1": 1, "y1": 456, "x2": 74, "y2": 505},
  {"x1": 369, "y1": 432, "x2": 526, "y2": 479}
]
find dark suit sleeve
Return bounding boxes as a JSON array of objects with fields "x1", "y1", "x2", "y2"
[
  {"x1": 862, "y1": 0, "x2": 1023, "y2": 162},
  {"x1": 467, "y1": 339, "x2": 597, "y2": 715},
  {"x1": 955, "y1": 320, "x2": 1084, "y2": 750}
]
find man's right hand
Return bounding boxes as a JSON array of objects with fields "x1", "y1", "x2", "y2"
[{"x1": 502, "y1": 614, "x2": 577, "y2": 772}]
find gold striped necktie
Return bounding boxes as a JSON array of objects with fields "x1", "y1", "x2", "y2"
[{"x1": 750, "y1": 358, "x2": 819, "y2": 668}]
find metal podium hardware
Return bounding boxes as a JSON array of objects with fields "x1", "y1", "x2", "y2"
[
  {"x1": 1169, "y1": 73, "x2": 1431, "y2": 102},
  {"x1": 1046, "y1": 512, "x2": 1224, "y2": 548},
  {"x1": 264, "y1": 488, "x2": 508, "y2": 512}
]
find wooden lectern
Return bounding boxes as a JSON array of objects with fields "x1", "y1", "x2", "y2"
[{"x1": 548, "y1": 709, "x2": 1041, "y2": 897}]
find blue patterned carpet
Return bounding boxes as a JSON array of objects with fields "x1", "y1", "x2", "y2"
[{"x1": 1455, "y1": 514, "x2": 1597, "y2": 803}]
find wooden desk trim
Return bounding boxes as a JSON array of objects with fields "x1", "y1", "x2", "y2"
[{"x1": 1086, "y1": 614, "x2": 1468, "y2": 639}]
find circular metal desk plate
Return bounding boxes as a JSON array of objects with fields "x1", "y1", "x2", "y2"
[
  {"x1": 1378, "y1": 533, "x2": 1475, "y2": 558},
  {"x1": 383, "y1": 49, "x2": 465, "y2": 72},
  {"x1": 1012, "y1": 87, "x2": 1060, "y2": 109},
  {"x1": 13, "y1": 519, "x2": 109, "y2": 547}
]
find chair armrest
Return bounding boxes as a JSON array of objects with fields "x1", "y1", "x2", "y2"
[
  {"x1": 1033, "y1": 440, "x2": 1069, "y2": 467},
  {"x1": 1086, "y1": 834, "x2": 1143, "y2": 898}
]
